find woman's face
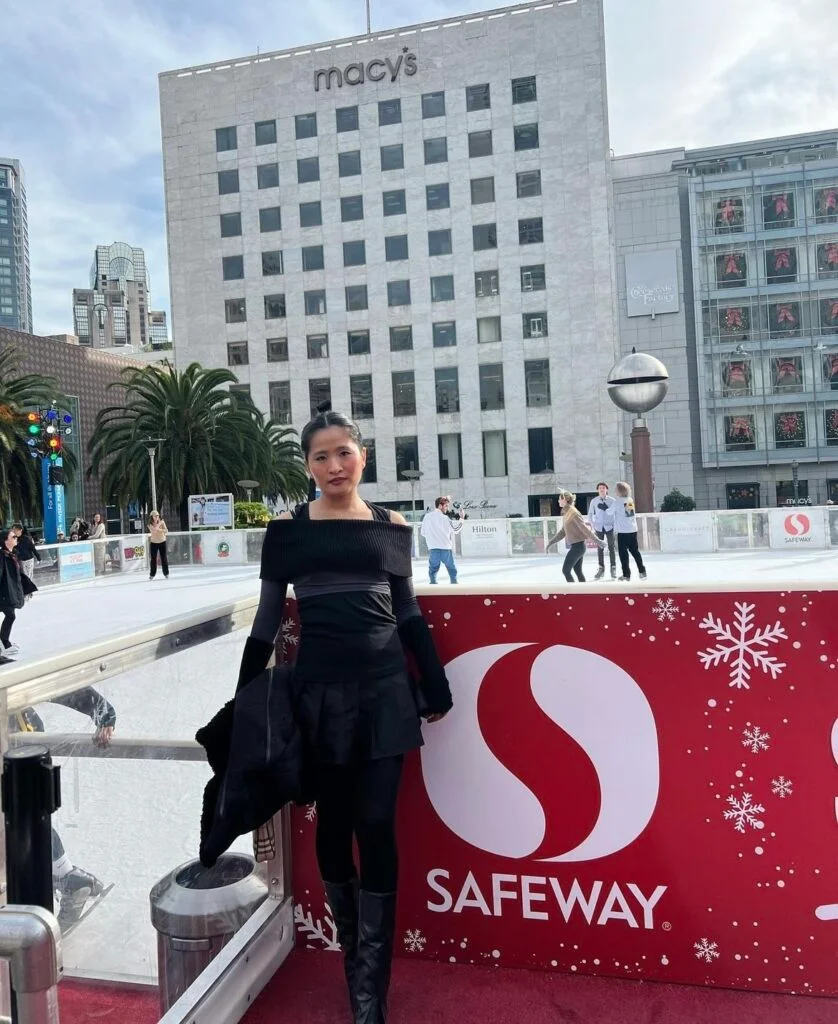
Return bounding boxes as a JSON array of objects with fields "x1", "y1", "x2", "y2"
[
  {"x1": 3, "y1": 532, "x2": 16, "y2": 551},
  {"x1": 559, "y1": 495, "x2": 567, "y2": 509},
  {"x1": 151, "y1": 514, "x2": 159, "y2": 522},
  {"x1": 94, "y1": 514, "x2": 101, "y2": 524},
  {"x1": 307, "y1": 426, "x2": 366, "y2": 497}
]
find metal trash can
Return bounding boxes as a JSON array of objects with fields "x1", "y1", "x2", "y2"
[{"x1": 150, "y1": 852, "x2": 268, "y2": 1012}]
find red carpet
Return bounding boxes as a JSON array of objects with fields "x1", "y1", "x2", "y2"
[{"x1": 59, "y1": 981, "x2": 158, "y2": 1023}]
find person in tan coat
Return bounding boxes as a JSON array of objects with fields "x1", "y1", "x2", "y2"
[
  {"x1": 546, "y1": 491, "x2": 604, "y2": 583},
  {"x1": 148, "y1": 511, "x2": 169, "y2": 580}
]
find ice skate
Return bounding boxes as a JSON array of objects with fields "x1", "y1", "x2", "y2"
[
  {"x1": 594, "y1": 567, "x2": 605, "y2": 580},
  {"x1": 56, "y1": 868, "x2": 105, "y2": 931}
]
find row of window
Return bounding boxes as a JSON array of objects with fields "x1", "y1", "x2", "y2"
[
  {"x1": 214, "y1": 77, "x2": 539, "y2": 152},
  {"x1": 712, "y1": 353, "x2": 838, "y2": 397},
  {"x1": 705, "y1": 241, "x2": 838, "y2": 290},
  {"x1": 705, "y1": 295, "x2": 838, "y2": 340},
  {"x1": 718, "y1": 409, "x2": 838, "y2": 452},
  {"x1": 705, "y1": 186, "x2": 838, "y2": 235}
]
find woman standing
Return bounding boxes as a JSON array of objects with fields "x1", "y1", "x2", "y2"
[
  {"x1": 13, "y1": 525, "x2": 40, "y2": 596},
  {"x1": 89, "y1": 513, "x2": 107, "y2": 575},
  {"x1": 546, "y1": 491, "x2": 604, "y2": 583},
  {"x1": 614, "y1": 481, "x2": 647, "y2": 581},
  {"x1": 0, "y1": 528, "x2": 26, "y2": 658},
  {"x1": 148, "y1": 511, "x2": 169, "y2": 580},
  {"x1": 238, "y1": 404, "x2": 452, "y2": 1023}
]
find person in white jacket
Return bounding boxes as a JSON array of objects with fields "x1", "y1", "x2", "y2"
[
  {"x1": 587, "y1": 483, "x2": 617, "y2": 580},
  {"x1": 420, "y1": 496, "x2": 464, "y2": 583},
  {"x1": 613, "y1": 481, "x2": 647, "y2": 581}
]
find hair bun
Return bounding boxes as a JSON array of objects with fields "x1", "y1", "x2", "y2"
[{"x1": 316, "y1": 401, "x2": 332, "y2": 414}]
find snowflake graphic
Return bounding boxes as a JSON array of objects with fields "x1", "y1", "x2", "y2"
[
  {"x1": 771, "y1": 776, "x2": 793, "y2": 799},
  {"x1": 280, "y1": 618, "x2": 299, "y2": 656},
  {"x1": 304, "y1": 803, "x2": 317, "y2": 822},
  {"x1": 698, "y1": 602, "x2": 787, "y2": 689},
  {"x1": 294, "y1": 903, "x2": 340, "y2": 951},
  {"x1": 694, "y1": 938, "x2": 720, "y2": 964},
  {"x1": 653, "y1": 598, "x2": 680, "y2": 623},
  {"x1": 742, "y1": 725, "x2": 771, "y2": 754},
  {"x1": 403, "y1": 929, "x2": 427, "y2": 953},
  {"x1": 723, "y1": 792, "x2": 766, "y2": 833}
]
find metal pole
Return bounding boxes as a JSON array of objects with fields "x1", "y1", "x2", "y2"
[
  {"x1": 0, "y1": 905, "x2": 62, "y2": 1024},
  {"x1": 792, "y1": 460, "x2": 800, "y2": 503},
  {"x1": 150, "y1": 448, "x2": 158, "y2": 511},
  {"x1": 366, "y1": 0, "x2": 371, "y2": 34}
]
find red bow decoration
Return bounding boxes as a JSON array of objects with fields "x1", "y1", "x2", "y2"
[
  {"x1": 724, "y1": 254, "x2": 742, "y2": 276},
  {"x1": 776, "y1": 304, "x2": 797, "y2": 325},
  {"x1": 729, "y1": 416, "x2": 753, "y2": 438},
  {"x1": 822, "y1": 188, "x2": 837, "y2": 212},
  {"x1": 827, "y1": 355, "x2": 838, "y2": 374},
  {"x1": 827, "y1": 243, "x2": 838, "y2": 266},
  {"x1": 723, "y1": 308, "x2": 744, "y2": 329},
  {"x1": 771, "y1": 194, "x2": 790, "y2": 216},
  {"x1": 775, "y1": 358, "x2": 799, "y2": 380},
  {"x1": 773, "y1": 249, "x2": 791, "y2": 271},
  {"x1": 726, "y1": 362, "x2": 747, "y2": 384},
  {"x1": 719, "y1": 199, "x2": 738, "y2": 223},
  {"x1": 829, "y1": 301, "x2": 838, "y2": 323},
  {"x1": 778, "y1": 413, "x2": 802, "y2": 437}
]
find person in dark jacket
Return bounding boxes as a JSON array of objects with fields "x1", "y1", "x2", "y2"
[
  {"x1": 0, "y1": 527, "x2": 25, "y2": 657},
  {"x1": 13, "y1": 524, "x2": 40, "y2": 598},
  {"x1": 234, "y1": 403, "x2": 452, "y2": 1024}
]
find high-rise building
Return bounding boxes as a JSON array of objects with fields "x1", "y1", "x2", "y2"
[
  {"x1": 73, "y1": 241, "x2": 169, "y2": 350},
  {"x1": 0, "y1": 158, "x2": 33, "y2": 333},
  {"x1": 159, "y1": 0, "x2": 620, "y2": 516}
]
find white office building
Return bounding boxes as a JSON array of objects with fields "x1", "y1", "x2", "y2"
[{"x1": 159, "y1": 0, "x2": 620, "y2": 515}]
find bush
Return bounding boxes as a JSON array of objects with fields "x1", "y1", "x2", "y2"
[
  {"x1": 234, "y1": 501, "x2": 272, "y2": 528},
  {"x1": 660, "y1": 489, "x2": 697, "y2": 513}
]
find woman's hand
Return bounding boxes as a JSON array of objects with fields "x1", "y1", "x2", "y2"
[
  {"x1": 93, "y1": 725, "x2": 114, "y2": 748},
  {"x1": 426, "y1": 711, "x2": 448, "y2": 724}
]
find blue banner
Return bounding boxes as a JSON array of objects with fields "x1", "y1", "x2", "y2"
[{"x1": 41, "y1": 457, "x2": 66, "y2": 543}]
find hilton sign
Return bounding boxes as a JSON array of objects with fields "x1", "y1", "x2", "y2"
[{"x1": 314, "y1": 47, "x2": 418, "y2": 91}]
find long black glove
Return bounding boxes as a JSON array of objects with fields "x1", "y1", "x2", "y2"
[
  {"x1": 52, "y1": 688, "x2": 116, "y2": 729},
  {"x1": 236, "y1": 636, "x2": 275, "y2": 692},
  {"x1": 397, "y1": 615, "x2": 453, "y2": 716}
]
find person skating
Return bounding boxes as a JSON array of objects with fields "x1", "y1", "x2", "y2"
[
  {"x1": 546, "y1": 491, "x2": 605, "y2": 582},
  {"x1": 12, "y1": 524, "x2": 40, "y2": 598},
  {"x1": 614, "y1": 481, "x2": 647, "y2": 581},
  {"x1": 587, "y1": 484, "x2": 617, "y2": 580},
  {"x1": 148, "y1": 511, "x2": 169, "y2": 579},
  {"x1": 0, "y1": 527, "x2": 36, "y2": 657},
  {"x1": 420, "y1": 496, "x2": 464, "y2": 584}
]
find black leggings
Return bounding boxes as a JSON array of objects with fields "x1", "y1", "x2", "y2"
[
  {"x1": 1, "y1": 607, "x2": 15, "y2": 648},
  {"x1": 149, "y1": 542, "x2": 169, "y2": 578},
  {"x1": 618, "y1": 533, "x2": 646, "y2": 578},
  {"x1": 562, "y1": 541, "x2": 587, "y2": 582},
  {"x1": 314, "y1": 755, "x2": 404, "y2": 893}
]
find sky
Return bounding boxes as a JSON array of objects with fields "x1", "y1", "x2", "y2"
[{"x1": 2, "y1": 0, "x2": 837, "y2": 337}]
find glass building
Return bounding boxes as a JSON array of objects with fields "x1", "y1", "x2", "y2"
[{"x1": 0, "y1": 158, "x2": 32, "y2": 333}]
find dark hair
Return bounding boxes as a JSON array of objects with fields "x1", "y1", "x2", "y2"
[
  {"x1": 596, "y1": 482, "x2": 609, "y2": 490},
  {"x1": 0, "y1": 527, "x2": 15, "y2": 546},
  {"x1": 300, "y1": 402, "x2": 363, "y2": 458},
  {"x1": 435, "y1": 496, "x2": 449, "y2": 509}
]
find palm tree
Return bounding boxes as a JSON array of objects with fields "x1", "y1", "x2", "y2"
[
  {"x1": 88, "y1": 361, "x2": 308, "y2": 528},
  {"x1": 0, "y1": 347, "x2": 77, "y2": 521}
]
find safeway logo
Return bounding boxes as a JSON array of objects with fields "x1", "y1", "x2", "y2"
[
  {"x1": 784, "y1": 513, "x2": 811, "y2": 537},
  {"x1": 420, "y1": 644, "x2": 660, "y2": 863}
]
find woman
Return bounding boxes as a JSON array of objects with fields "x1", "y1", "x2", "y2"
[
  {"x1": 546, "y1": 490, "x2": 603, "y2": 583},
  {"x1": 238, "y1": 404, "x2": 452, "y2": 1023},
  {"x1": 89, "y1": 513, "x2": 107, "y2": 575},
  {"x1": 13, "y1": 525, "x2": 40, "y2": 597},
  {"x1": 0, "y1": 527, "x2": 26, "y2": 658},
  {"x1": 148, "y1": 511, "x2": 169, "y2": 580},
  {"x1": 614, "y1": 481, "x2": 647, "y2": 581}
]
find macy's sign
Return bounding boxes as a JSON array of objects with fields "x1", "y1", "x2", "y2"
[{"x1": 314, "y1": 48, "x2": 417, "y2": 91}]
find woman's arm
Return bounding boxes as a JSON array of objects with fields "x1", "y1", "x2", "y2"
[
  {"x1": 238, "y1": 579, "x2": 288, "y2": 690},
  {"x1": 546, "y1": 527, "x2": 565, "y2": 550}
]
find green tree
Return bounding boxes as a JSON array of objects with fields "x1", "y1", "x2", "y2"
[
  {"x1": 660, "y1": 488, "x2": 697, "y2": 512},
  {"x1": 88, "y1": 361, "x2": 308, "y2": 529},
  {"x1": 0, "y1": 347, "x2": 77, "y2": 521}
]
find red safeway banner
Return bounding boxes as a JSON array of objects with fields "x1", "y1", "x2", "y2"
[{"x1": 291, "y1": 588, "x2": 838, "y2": 996}]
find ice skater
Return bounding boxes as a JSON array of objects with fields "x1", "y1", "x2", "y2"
[
  {"x1": 587, "y1": 484, "x2": 617, "y2": 580},
  {"x1": 12, "y1": 525, "x2": 40, "y2": 597},
  {"x1": 0, "y1": 527, "x2": 36, "y2": 658},
  {"x1": 546, "y1": 491, "x2": 604, "y2": 582},
  {"x1": 148, "y1": 511, "x2": 169, "y2": 579},
  {"x1": 614, "y1": 481, "x2": 647, "y2": 581},
  {"x1": 420, "y1": 496, "x2": 464, "y2": 584}
]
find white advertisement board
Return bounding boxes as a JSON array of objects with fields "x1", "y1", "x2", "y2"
[
  {"x1": 659, "y1": 511, "x2": 715, "y2": 553},
  {"x1": 768, "y1": 508, "x2": 827, "y2": 550},
  {"x1": 119, "y1": 539, "x2": 149, "y2": 573},
  {"x1": 460, "y1": 521, "x2": 508, "y2": 557},
  {"x1": 58, "y1": 542, "x2": 95, "y2": 584},
  {"x1": 201, "y1": 531, "x2": 247, "y2": 565},
  {"x1": 189, "y1": 493, "x2": 234, "y2": 530},
  {"x1": 625, "y1": 250, "x2": 680, "y2": 317}
]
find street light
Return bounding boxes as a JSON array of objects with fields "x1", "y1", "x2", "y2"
[
  {"x1": 142, "y1": 438, "x2": 165, "y2": 512},
  {"x1": 401, "y1": 465, "x2": 423, "y2": 521},
  {"x1": 237, "y1": 479, "x2": 260, "y2": 502}
]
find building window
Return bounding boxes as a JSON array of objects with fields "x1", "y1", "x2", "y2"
[
  {"x1": 424, "y1": 137, "x2": 448, "y2": 164},
  {"x1": 363, "y1": 440, "x2": 377, "y2": 483},
  {"x1": 297, "y1": 157, "x2": 320, "y2": 183},
  {"x1": 765, "y1": 247, "x2": 797, "y2": 284},
  {"x1": 438, "y1": 433, "x2": 463, "y2": 479},
  {"x1": 295, "y1": 112, "x2": 317, "y2": 139},
  {"x1": 469, "y1": 130, "x2": 493, "y2": 158},
  {"x1": 222, "y1": 255, "x2": 244, "y2": 281},
  {"x1": 216, "y1": 126, "x2": 237, "y2": 152},
  {"x1": 390, "y1": 326, "x2": 413, "y2": 352},
  {"x1": 264, "y1": 294, "x2": 286, "y2": 319},
  {"x1": 473, "y1": 224, "x2": 497, "y2": 251},
  {"x1": 259, "y1": 206, "x2": 282, "y2": 232},
  {"x1": 220, "y1": 212, "x2": 242, "y2": 237},
  {"x1": 428, "y1": 229, "x2": 452, "y2": 256},
  {"x1": 348, "y1": 329, "x2": 370, "y2": 355},
  {"x1": 262, "y1": 250, "x2": 284, "y2": 276},
  {"x1": 471, "y1": 177, "x2": 495, "y2": 205},
  {"x1": 435, "y1": 367, "x2": 460, "y2": 413},
  {"x1": 422, "y1": 91, "x2": 446, "y2": 118},
  {"x1": 388, "y1": 280, "x2": 411, "y2": 307},
  {"x1": 336, "y1": 106, "x2": 359, "y2": 132},
  {"x1": 483, "y1": 430, "x2": 508, "y2": 477},
  {"x1": 763, "y1": 190, "x2": 796, "y2": 229},
  {"x1": 339, "y1": 150, "x2": 362, "y2": 177},
  {"x1": 231, "y1": 382, "x2": 252, "y2": 400},
  {"x1": 824, "y1": 409, "x2": 838, "y2": 446},
  {"x1": 343, "y1": 240, "x2": 366, "y2": 267},
  {"x1": 383, "y1": 189, "x2": 406, "y2": 216},
  {"x1": 528, "y1": 427, "x2": 554, "y2": 473},
  {"x1": 225, "y1": 298, "x2": 246, "y2": 323},
  {"x1": 379, "y1": 99, "x2": 402, "y2": 125},
  {"x1": 519, "y1": 217, "x2": 544, "y2": 244},
  {"x1": 774, "y1": 411, "x2": 806, "y2": 448},
  {"x1": 227, "y1": 341, "x2": 248, "y2": 366},
  {"x1": 523, "y1": 312, "x2": 547, "y2": 338},
  {"x1": 395, "y1": 435, "x2": 419, "y2": 477},
  {"x1": 269, "y1": 380, "x2": 292, "y2": 424},
  {"x1": 516, "y1": 170, "x2": 542, "y2": 198},
  {"x1": 217, "y1": 169, "x2": 239, "y2": 195},
  {"x1": 817, "y1": 242, "x2": 838, "y2": 279},
  {"x1": 525, "y1": 359, "x2": 551, "y2": 406},
  {"x1": 346, "y1": 285, "x2": 368, "y2": 311},
  {"x1": 475, "y1": 270, "x2": 499, "y2": 297},
  {"x1": 514, "y1": 123, "x2": 540, "y2": 151},
  {"x1": 433, "y1": 321, "x2": 456, "y2": 348},
  {"x1": 724, "y1": 415, "x2": 756, "y2": 452},
  {"x1": 477, "y1": 316, "x2": 501, "y2": 343},
  {"x1": 479, "y1": 363, "x2": 504, "y2": 410},
  {"x1": 512, "y1": 75, "x2": 537, "y2": 104},
  {"x1": 384, "y1": 235, "x2": 408, "y2": 262},
  {"x1": 305, "y1": 290, "x2": 327, "y2": 316},
  {"x1": 300, "y1": 201, "x2": 322, "y2": 227},
  {"x1": 350, "y1": 375, "x2": 374, "y2": 418},
  {"x1": 254, "y1": 120, "x2": 277, "y2": 145},
  {"x1": 307, "y1": 333, "x2": 328, "y2": 359},
  {"x1": 392, "y1": 372, "x2": 416, "y2": 416},
  {"x1": 426, "y1": 183, "x2": 450, "y2": 210},
  {"x1": 302, "y1": 245, "x2": 325, "y2": 272},
  {"x1": 340, "y1": 195, "x2": 364, "y2": 222},
  {"x1": 431, "y1": 275, "x2": 455, "y2": 302},
  {"x1": 771, "y1": 355, "x2": 804, "y2": 393},
  {"x1": 257, "y1": 162, "x2": 279, "y2": 189},
  {"x1": 521, "y1": 264, "x2": 546, "y2": 291},
  {"x1": 266, "y1": 337, "x2": 288, "y2": 362},
  {"x1": 309, "y1": 379, "x2": 332, "y2": 418},
  {"x1": 381, "y1": 144, "x2": 404, "y2": 171},
  {"x1": 466, "y1": 83, "x2": 491, "y2": 111}
]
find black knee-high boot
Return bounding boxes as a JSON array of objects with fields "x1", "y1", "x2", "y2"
[
  {"x1": 324, "y1": 878, "x2": 359, "y2": 1013},
  {"x1": 354, "y1": 890, "x2": 397, "y2": 1024}
]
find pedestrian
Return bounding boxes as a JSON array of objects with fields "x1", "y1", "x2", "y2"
[
  {"x1": 614, "y1": 481, "x2": 647, "y2": 581},
  {"x1": 70, "y1": 516, "x2": 90, "y2": 541},
  {"x1": 232, "y1": 402, "x2": 452, "y2": 1022},
  {"x1": 12, "y1": 525, "x2": 40, "y2": 597},
  {"x1": 420, "y1": 496, "x2": 464, "y2": 584},
  {"x1": 148, "y1": 511, "x2": 169, "y2": 580},
  {"x1": 587, "y1": 483, "x2": 617, "y2": 580},
  {"x1": 546, "y1": 491, "x2": 604, "y2": 583},
  {"x1": 0, "y1": 527, "x2": 36, "y2": 658},
  {"x1": 89, "y1": 512, "x2": 107, "y2": 575}
]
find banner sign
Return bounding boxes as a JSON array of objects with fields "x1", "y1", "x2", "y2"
[
  {"x1": 119, "y1": 540, "x2": 148, "y2": 573},
  {"x1": 188, "y1": 493, "x2": 234, "y2": 530},
  {"x1": 41, "y1": 457, "x2": 66, "y2": 544},
  {"x1": 292, "y1": 589, "x2": 838, "y2": 997},
  {"x1": 768, "y1": 508, "x2": 827, "y2": 550},
  {"x1": 58, "y1": 542, "x2": 95, "y2": 583},
  {"x1": 200, "y1": 531, "x2": 246, "y2": 565},
  {"x1": 659, "y1": 511, "x2": 715, "y2": 553},
  {"x1": 460, "y1": 521, "x2": 508, "y2": 557}
]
